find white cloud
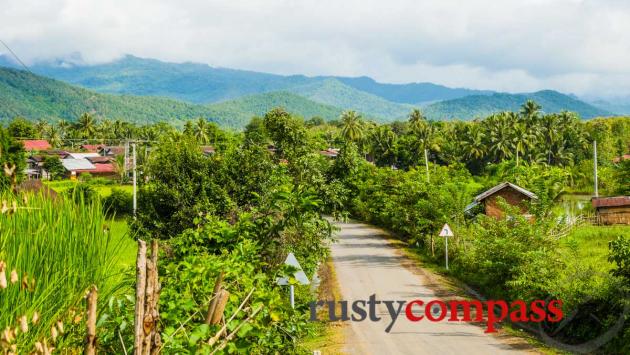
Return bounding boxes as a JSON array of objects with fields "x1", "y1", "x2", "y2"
[{"x1": 2, "y1": 0, "x2": 630, "y2": 97}]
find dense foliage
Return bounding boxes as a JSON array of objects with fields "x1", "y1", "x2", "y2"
[
  {"x1": 0, "y1": 125, "x2": 25, "y2": 191},
  {"x1": 1, "y1": 98, "x2": 629, "y2": 352}
]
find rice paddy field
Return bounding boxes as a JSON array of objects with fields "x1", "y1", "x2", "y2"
[
  {"x1": 0, "y1": 192, "x2": 129, "y2": 349},
  {"x1": 44, "y1": 180, "x2": 134, "y2": 197}
]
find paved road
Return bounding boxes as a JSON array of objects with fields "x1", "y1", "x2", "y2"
[{"x1": 330, "y1": 220, "x2": 531, "y2": 355}]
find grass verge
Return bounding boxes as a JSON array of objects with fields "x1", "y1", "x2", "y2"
[{"x1": 301, "y1": 258, "x2": 346, "y2": 354}]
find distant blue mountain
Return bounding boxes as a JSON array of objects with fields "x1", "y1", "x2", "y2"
[
  {"x1": 0, "y1": 54, "x2": 616, "y2": 121},
  {"x1": 334, "y1": 76, "x2": 493, "y2": 104},
  {"x1": 423, "y1": 90, "x2": 612, "y2": 120}
]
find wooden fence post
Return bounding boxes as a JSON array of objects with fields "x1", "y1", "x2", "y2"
[
  {"x1": 149, "y1": 240, "x2": 162, "y2": 354},
  {"x1": 134, "y1": 240, "x2": 147, "y2": 354},
  {"x1": 205, "y1": 272, "x2": 224, "y2": 325},
  {"x1": 85, "y1": 285, "x2": 98, "y2": 355},
  {"x1": 141, "y1": 258, "x2": 155, "y2": 355},
  {"x1": 209, "y1": 289, "x2": 230, "y2": 325}
]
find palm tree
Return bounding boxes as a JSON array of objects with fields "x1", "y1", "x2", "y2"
[
  {"x1": 520, "y1": 100, "x2": 542, "y2": 119},
  {"x1": 75, "y1": 113, "x2": 97, "y2": 139},
  {"x1": 45, "y1": 125, "x2": 63, "y2": 148},
  {"x1": 511, "y1": 120, "x2": 528, "y2": 166},
  {"x1": 34, "y1": 120, "x2": 49, "y2": 139},
  {"x1": 194, "y1": 118, "x2": 209, "y2": 144},
  {"x1": 408, "y1": 109, "x2": 426, "y2": 132},
  {"x1": 486, "y1": 113, "x2": 513, "y2": 161},
  {"x1": 370, "y1": 125, "x2": 397, "y2": 166},
  {"x1": 340, "y1": 111, "x2": 364, "y2": 142},
  {"x1": 463, "y1": 123, "x2": 486, "y2": 160}
]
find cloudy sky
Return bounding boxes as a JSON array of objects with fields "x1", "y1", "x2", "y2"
[{"x1": 2, "y1": 0, "x2": 630, "y2": 98}]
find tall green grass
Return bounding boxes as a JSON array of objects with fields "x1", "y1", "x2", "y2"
[{"x1": 0, "y1": 192, "x2": 125, "y2": 348}]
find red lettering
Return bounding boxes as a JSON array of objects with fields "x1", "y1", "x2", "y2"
[
  {"x1": 448, "y1": 300, "x2": 484, "y2": 322},
  {"x1": 509, "y1": 300, "x2": 529, "y2": 322},
  {"x1": 405, "y1": 300, "x2": 424, "y2": 322},
  {"x1": 546, "y1": 300, "x2": 563, "y2": 322},
  {"x1": 529, "y1": 300, "x2": 546, "y2": 322},
  {"x1": 425, "y1": 300, "x2": 447, "y2": 322},
  {"x1": 484, "y1": 300, "x2": 508, "y2": 333}
]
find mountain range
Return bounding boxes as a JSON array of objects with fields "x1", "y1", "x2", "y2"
[{"x1": 0, "y1": 54, "x2": 616, "y2": 127}]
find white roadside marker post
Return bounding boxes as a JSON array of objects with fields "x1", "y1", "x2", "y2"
[{"x1": 439, "y1": 223, "x2": 454, "y2": 270}]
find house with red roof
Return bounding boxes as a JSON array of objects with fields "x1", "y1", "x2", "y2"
[
  {"x1": 613, "y1": 154, "x2": 630, "y2": 163},
  {"x1": 22, "y1": 140, "x2": 52, "y2": 152}
]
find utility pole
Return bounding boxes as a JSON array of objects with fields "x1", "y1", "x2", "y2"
[
  {"x1": 593, "y1": 140, "x2": 599, "y2": 198},
  {"x1": 132, "y1": 142, "x2": 137, "y2": 218},
  {"x1": 124, "y1": 140, "x2": 129, "y2": 178},
  {"x1": 424, "y1": 148, "x2": 430, "y2": 183}
]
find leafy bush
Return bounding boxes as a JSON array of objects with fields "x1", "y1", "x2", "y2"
[
  {"x1": 0, "y1": 126, "x2": 25, "y2": 191},
  {"x1": 103, "y1": 188, "x2": 133, "y2": 216},
  {"x1": 66, "y1": 183, "x2": 98, "y2": 203},
  {"x1": 42, "y1": 156, "x2": 65, "y2": 180}
]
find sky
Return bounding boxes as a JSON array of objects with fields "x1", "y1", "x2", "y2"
[{"x1": 2, "y1": 0, "x2": 630, "y2": 98}]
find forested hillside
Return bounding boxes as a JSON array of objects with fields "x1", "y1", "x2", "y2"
[
  {"x1": 0, "y1": 67, "x2": 346, "y2": 127},
  {"x1": 206, "y1": 91, "x2": 344, "y2": 124},
  {"x1": 423, "y1": 90, "x2": 611, "y2": 119},
  {"x1": 0, "y1": 67, "x2": 210, "y2": 125},
  {"x1": 291, "y1": 78, "x2": 414, "y2": 120},
  {"x1": 336, "y1": 76, "x2": 493, "y2": 104}
]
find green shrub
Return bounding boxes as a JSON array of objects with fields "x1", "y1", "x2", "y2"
[{"x1": 103, "y1": 188, "x2": 133, "y2": 216}]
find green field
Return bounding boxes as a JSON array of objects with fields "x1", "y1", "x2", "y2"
[
  {"x1": 44, "y1": 180, "x2": 133, "y2": 197},
  {"x1": 44, "y1": 180, "x2": 137, "y2": 269},
  {"x1": 109, "y1": 219, "x2": 137, "y2": 270},
  {"x1": 560, "y1": 225, "x2": 630, "y2": 271}
]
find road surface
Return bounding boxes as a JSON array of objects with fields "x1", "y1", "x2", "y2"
[{"x1": 330, "y1": 220, "x2": 532, "y2": 355}]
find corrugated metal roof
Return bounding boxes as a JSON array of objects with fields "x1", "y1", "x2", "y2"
[
  {"x1": 67, "y1": 152, "x2": 101, "y2": 159},
  {"x1": 473, "y1": 182, "x2": 538, "y2": 202},
  {"x1": 61, "y1": 158, "x2": 95, "y2": 171},
  {"x1": 592, "y1": 196, "x2": 630, "y2": 208}
]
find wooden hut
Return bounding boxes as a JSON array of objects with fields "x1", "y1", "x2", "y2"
[
  {"x1": 592, "y1": 196, "x2": 630, "y2": 225},
  {"x1": 465, "y1": 182, "x2": 538, "y2": 220}
]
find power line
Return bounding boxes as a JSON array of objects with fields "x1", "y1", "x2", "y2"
[{"x1": 0, "y1": 39, "x2": 32, "y2": 73}]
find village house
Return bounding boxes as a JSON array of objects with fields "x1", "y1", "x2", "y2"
[
  {"x1": 22, "y1": 139, "x2": 52, "y2": 152},
  {"x1": 465, "y1": 182, "x2": 538, "y2": 220},
  {"x1": 99, "y1": 146, "x2": 125, "y2": 157},
  {"x1": 25, "y1": 155, "x2": 49, "y2": 180},
  {"x1": 592, "y1": 196, "x2": 630, "y2": 225},
  {"x1": 200, "y1": 146, "x2": 215, "y2": 156},
  {"x1": 79, "y1": 144, "x2": 106, "y2": 153},
  {"x1": 613, "y1": 154, "x2": 630, "y2": 163},
  {"x1": 61, "y1": 158, "x2": 96, "y2": 180},
  {"x1": 319, "y1": 148, "x2": 340, "y2": 158}
]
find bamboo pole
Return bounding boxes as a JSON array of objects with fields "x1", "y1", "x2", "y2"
[
  {"x1": 205, "y1": 272, "x2": 224, "y2": 325},
  {"x1": 85, "y1": 285, "x2": 98, "y2": 355},
  {"x1": 134, "y1": 240, "x2": 147, "y2": 354}
]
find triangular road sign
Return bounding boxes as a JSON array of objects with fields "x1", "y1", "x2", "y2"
[
  {"x1": 276, "y1": 252, "x2": 310, "y2": 285},
  {"x1": 439, "y1": 223, "x2": 454, "y2": 237}
]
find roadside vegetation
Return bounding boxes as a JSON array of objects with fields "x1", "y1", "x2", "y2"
[{"x1": 1, "y1": 101, "x2": 629, "y2": 352}]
